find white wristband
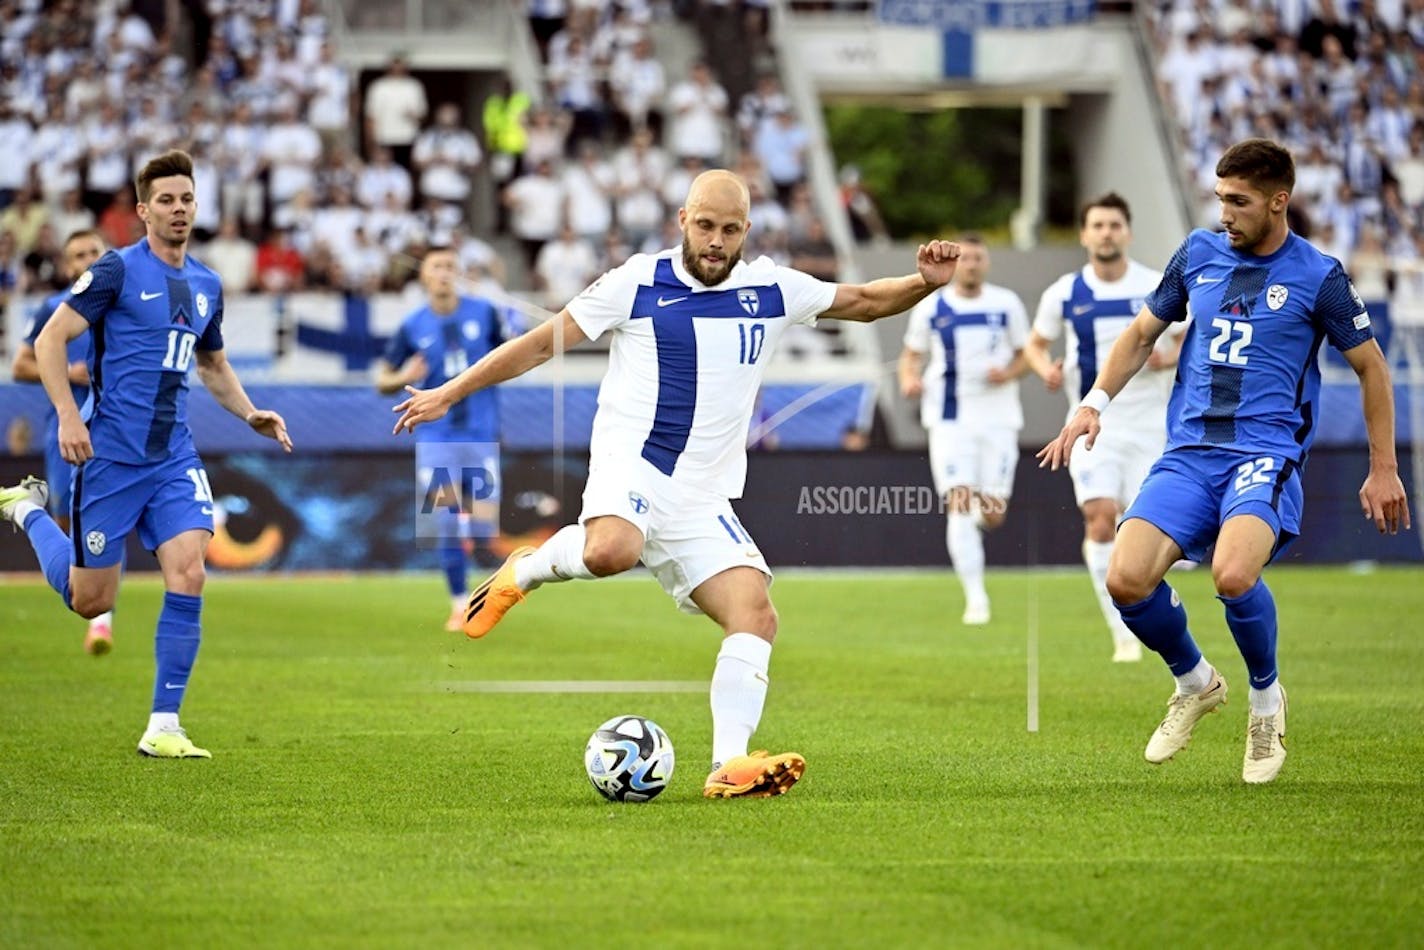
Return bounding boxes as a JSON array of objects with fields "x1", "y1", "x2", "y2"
[{"x1": 1080, "y1": 388, "x2": 1111, "y2": 414}]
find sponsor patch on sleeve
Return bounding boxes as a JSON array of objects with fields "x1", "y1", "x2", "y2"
[{"x1": 1353, "y1": 313, "x2": 1371, "y2": 330}]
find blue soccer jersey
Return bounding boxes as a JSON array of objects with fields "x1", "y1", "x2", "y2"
[
  {"x1": 1144, "y1": 229, "x2": 1372, "y2": 463},
  {"x1": 63, "y1": 241, "x2": 225, "y2": 464},
  {"x1": 383, "y1": 295, "x2": 515, "y2": 442},
  {"x1": 24, "y1": 291, "x2": 93, "y2": 411}
]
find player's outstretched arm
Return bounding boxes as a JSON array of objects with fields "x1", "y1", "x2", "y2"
[
  {"x1": 820, "y1": 240, "x2": 960, "y2": 322},
  {"x1": 1023, "y1": 331, "x2": 1063, "y2": 391},
  {"x1": 897, "y1": 346, "x2": 925, "y2": 399},
  {"x1": 1342, "y1": 339, "x2": 1411, "y2": 534},
  {"x1": 393, "y1": 310, "x2": 587, "y2": 435},
  {"x1": 1037, "y1": 306, "x2": 1168, "y2": 470},
  {"x1": 195, "y1": 348, "x2": 293, "y2": 452},
  {"x1": 34, "y1": 304, "x2": 94, "y2": 463}
]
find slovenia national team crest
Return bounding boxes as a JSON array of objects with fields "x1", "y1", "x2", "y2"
[
  {"x1": 71, "y1": 271, "x2": 93, "y2": 294},
  {"x1": 1266, "y1": 284, "x2": 1288, "y2": 310},
  {"x1": 737, "y1": 289, "x2": 760, "y2": 316},
  {"x1": 196, "y1": 292, "x2": 209, "y2": 318},
  {"x1": 628, "y1": 492, "x2": 649, "y2": 515},
  {"x1": 86, "y1": 530, "x2": 106, "y2": 556}
]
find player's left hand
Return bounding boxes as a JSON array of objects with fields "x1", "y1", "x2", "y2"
[
  {"x1": 916, "y1": 240, "x2": 960, "y2": 288},
  {"x1": 246, "y1": 409, "x2": 293, "y2": 452},
  {"x1": 392, "y1": 385, "x2": 451, "y2": 435},
  {"x1": 1037, "y1": 406, "x2": 1100, "y2": 471},
  {"x1": 1359, "y1": 469, "x2": 1410, "y2": 534}
]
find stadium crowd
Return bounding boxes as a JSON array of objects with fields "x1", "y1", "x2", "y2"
[
  {"x1": 1147, "y1": 0, "x2": 1424, "y2": 318},
  {"x1": 0, "y1": 0, "x2": 851, "y2": 337}
]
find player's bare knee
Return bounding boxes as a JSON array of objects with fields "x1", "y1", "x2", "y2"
[
  {"x1": 734, "y1": 601, "x2": 778, "y2": 640},
  {"x1": 1105, "y1": 567, "x2": 1152, "y2": 606},
  {"x1": 166, "y1": 562, "x2": 207, "y2": 596},
  {"x1": 71, "y1": 590, "x2": 115, "y2": 620},
  {"x1": 1212, "y1": 563, "x2": 1259, "y2": 600},
  {"x1": 582, "y1": 540, "x2": 638, "y2": 577}
]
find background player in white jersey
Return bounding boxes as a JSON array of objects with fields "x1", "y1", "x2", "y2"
[
  {"x1": 1025, "y1": 193, "x2": 1183, "y2": 662},
  {"x1": 393, "y1": 170, "x2": 962, "y2": 799},
  {"x1": 898, "y1": 235, "x2": 1030, "y2": 626}
]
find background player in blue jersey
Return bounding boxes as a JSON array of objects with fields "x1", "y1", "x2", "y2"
[
  {"x1": 1039, "y1": 139, "x2": 1410, "y2": 784},
  {"x1": 376, "y1": 246, "x2": 521, "y2": 631},
  {"x1": 0, "y1": 150, "x2": 293, "y2": 759},
  {"x1": 11, "y1": 228, "x2": 115, "y2": 655}
]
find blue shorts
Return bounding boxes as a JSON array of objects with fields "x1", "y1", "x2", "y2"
[
  {"x1": 43, "y1": 431, "x2": 76, "y2": 516},
  {"x1": 71, "y1": 452, "x2": 215, "y2": 568},
  {"x1": 1122, "y1": 447, "x2": 1304, "y2": 563}
]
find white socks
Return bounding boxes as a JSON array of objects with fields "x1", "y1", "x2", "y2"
[
  {"x1": 946, "y1": 512, "x2": 987, "y2": 606},
  {"x1": 146, "y1": 712, "x2": 179, "y2": 735},
  {"x1": 11, "y1": 499, "x2": 41, "y2": 526},
  {"x1": 514, "y1": 525, "x2": 595, "y2": 591},
  {"x1": 1083, "y1": 539, "x2": 1133, "y2": 643},
  {"x1": 1175, "y1": 657, "x2": 1214, "y2": 695},
  {"x1": 710, "y1": 632, "x2": 772, "y2": 768},
  {"x1": 1249, "y1": 682, "x2": 1283, "y2": 716}
]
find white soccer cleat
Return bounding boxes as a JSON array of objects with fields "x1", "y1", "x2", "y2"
[
  {"x1": 1243, "y1": 685, "x2": 1288, "y2": 784},
  {"x1": 961, "y1": 601, "x2": 991, "y2": 626},
  {"x1": 0, "y1": 476, "x2": 48, "y2": 529},
  {"x1": 1144, "y1": 670, "x2": 1228, "y2": 763},
  {"x1": 1112, "y1": 638, "x2": 1143, "y2": 663}
]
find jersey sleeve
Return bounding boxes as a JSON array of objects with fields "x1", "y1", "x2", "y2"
[
  {"x1": 775, "y1": 266, "x2": 836, "y2": 326},
  {"x1": 902, "y1": 296, "x2": 933, "y2": 352},
  {"x1": 1143, "y1": 236, "x2": 1192, "y2": 323},
  {"x1": 64, "y1": 250, "x2": 125, "y2": 326},
  {"x1": 1032, "y1": 275, "x2": 1069, "y2": 340},
  {"x1": 197, "y1": 289, "x2": 225, "y2": 351},
  {"x1": 382, "y1": 322, "x2": 414, "y2": 366},
  {"x1": 566, "y1": 258, "x2": 643, "y2": 341},
  {"x1": 22, "y1": 295, "x2": 62, "y2": 345},
  {"x1": 1314, "y1": 262, "x2": 1375, "y2": 352}
]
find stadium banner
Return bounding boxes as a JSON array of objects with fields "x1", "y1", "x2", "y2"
[
  {"x1": 876, "y1": 0, "x2": 1098, "y2": 78},
  {"x1": 1, "y1": 449, "x2": 1416, "y2": 574}
]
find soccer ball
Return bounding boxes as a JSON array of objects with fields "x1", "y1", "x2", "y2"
[{"x1": 584, "y1": 715, "x2": 675, "y2": 803}]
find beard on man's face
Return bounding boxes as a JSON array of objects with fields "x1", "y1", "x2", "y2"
[{"x1": 681, "y1": 238, "x2": 742, "y2": 286}]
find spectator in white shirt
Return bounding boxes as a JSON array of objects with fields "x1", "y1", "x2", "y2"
[
  {"x1": 562, "y1": 141, "x2": 616, "y2": 241},
  {"x1": 504, "y1": 157, "x2": 566, "y2": 272},
  {"x1": 307, "y1": 40, "x2": 352, "y2": 153},
  {"x1": 217, "y1": 101, "x2": 266, "y2": 228},
  {"x1": 0, "y1": 101, "x2": 34, "y2": 209},
  {"x1": 364, "y1": 54, "x2": 427, "y2": 170},
  {"x1": 609, "y1": 33, "x2": 666, "y2": 140},
  {"x1": 200, "y1": 217, "x2": 259, "y2": 292},
  {"x1": 534, "y1": 221, "x2": 597, "y2": 310},
  {"x1": 667, "y1": 60, "x2": 729, "y2": 163},
  {"x1": 358, "y1": 145, "x2": 414, "y2": 210},
  {"x1": 263, "y1": 102, "x2": 324, "y2": 214},
  {"x1": 413, "y1": 102, "x2": 483, "y2": 208}
]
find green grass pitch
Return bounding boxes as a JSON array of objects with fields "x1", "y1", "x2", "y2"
[{"x1": 1, "y1": 566, "x2": 1421, "y2": 947}]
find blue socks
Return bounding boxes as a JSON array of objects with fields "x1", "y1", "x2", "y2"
[
  {"x1": 1219, "y1": 579, "x2": 1278, "y2": 689},
  {"x1": 22, "y1": 509, "x2": 73, "y2": 609},
  {"x1": 1115, "y1": 581, "x2": 1202, "y2": 675},
  {"x1": 152, "y1": 592, "x2": 202, "y2": 714},
  {"x1": 439, "y1": 544, "x2": 467, "y2": 597}
]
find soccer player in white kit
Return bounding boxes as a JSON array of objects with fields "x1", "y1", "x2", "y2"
[
  {"x1": 393, "y1": 170, "x2": 962, "y2": 798},
  {"x1": 1023, "y1": 193, "x2": 1182, "y2": 662},
  {"x1": 898, "y1": 236, "x2": 1030, "y2": 626}
]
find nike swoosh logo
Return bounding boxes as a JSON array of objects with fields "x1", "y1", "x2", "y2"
[
  {"x1": 164, "y1": 682, "x2": 185, "y2": 690},
  {"x1": 200, "y1": 506, "x2": 213, "y2": 515},
  {"x1": 1195, "y1": 275, "x2": 1223, "y2": 285},
  {"x1": 1071, "y1": 304, "x2": 1094, "y2": 315},
  {"x1": 140, "y1": 291, "x2": 163, "y2": 300},
  {"x1": 657, "y1": 295, "x2": 688, "y2": 307}
]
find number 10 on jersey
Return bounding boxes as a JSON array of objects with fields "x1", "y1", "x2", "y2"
[{"x1": 738, "y1": 323, "x2": 765, "y2": 365}]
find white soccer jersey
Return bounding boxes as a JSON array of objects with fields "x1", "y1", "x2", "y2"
[
  {"x1": 903, "y1": 282, "x2": 1030, "y2": 430},
  {"x1": 567, "y1": 249, "x2": 836, "y2": 497},
  {"x1": 1033, "y1": 259, "x2": 1179, "y2": 428}
]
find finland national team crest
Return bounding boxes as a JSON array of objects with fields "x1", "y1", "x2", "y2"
[
  {"x1": 86, "y1": 530, "x2": 106, "y2": 556},
  {"x1": 463, "y1": 321, "x2": 480, "y2": 340},
  {"x1": 1266, "y1": 284, "x2": 1289, "y2": 311},
  {"x1": 71, "y1": 271, "x2": 93, "y2": 295},
  {"x1": 737, "y1": 289, "x2": 760, "y2": 316},
  {"x1": 628, "y1": 491, "x2": 649, "y2": 515},
  {"x1": 196, "y1": 292, "x2": 209, "y2": 318}
]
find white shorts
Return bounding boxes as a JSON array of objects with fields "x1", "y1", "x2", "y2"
[
  {"x1": 1068, "y1": 425, "x2": 1164, "y2": 508},
  {"x1": 579, "y1": 456, "x2": 771, "y2": 614},
  {"x1": 927, "y1": 422, "x2": 1020, "y2": 499}
]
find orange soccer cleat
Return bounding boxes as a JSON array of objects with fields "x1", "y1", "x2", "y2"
[
  {"x1": 703, "y1": 750, "x2": 806, "y2": 799},
  {"x1": 462, "y1": 546, "x2": 536, "y2": 639}
]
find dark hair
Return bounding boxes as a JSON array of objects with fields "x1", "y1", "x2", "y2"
[
  {"x1": 1079, "y1": 191, "x2": 1132, "y2": 228},
  {"x1": 135, "y1": 149, "x2": 195, "y2": 203},
  {"x1": 63, "y1": 228, "x2": 104, "y2": 248},
  {"x1": 1215, "y1": 138, "x2": 1295, "y2": 196}
]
